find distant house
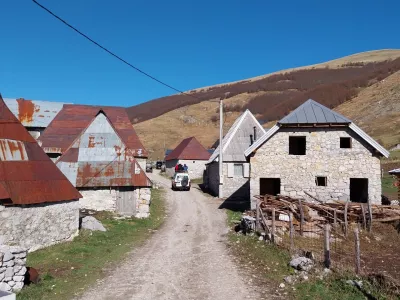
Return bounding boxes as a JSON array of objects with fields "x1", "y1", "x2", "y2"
[
  {"x1": 204, "y1": 110, "x2": 265, "y2": 200},
  {"x1": 4, "y1": 98, "x2": 69, "y2": 139},
  {"x1": 0, "y1": 95, "x2": 82, "y2": 251},
  {"x1": 245, "y1": 99, "x2": 389, "y2": 209},
  {"x1": 165, "y1": 137, "x2": 211, "y2": 178},
  {"x1": 39, "y1": 104, "x2": 152, "y2": 218}
]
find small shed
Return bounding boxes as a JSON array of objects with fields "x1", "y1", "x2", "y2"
[
  {"x1": 4, "y1": 97, "x2": 69, "y2": 139},
  {"x1": 165, "y1": 137, "x2": 211, "y2": 178},
  {"x1": 205, "y1": 110, "x2": 265, "y2": 200},
  {"x1": 389, "y1": 169, "x2": 400, "y2": 200},
  {"x1": 0, "y1": 95, "x2": 82, "y2": 251},
  {"x1": 39, "y1": 105, "x2": 152, "y2": 218}
]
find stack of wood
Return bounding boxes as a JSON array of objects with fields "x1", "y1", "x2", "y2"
[{"x1": 252, "y1": 193, "x2": 400, "y2": 235}]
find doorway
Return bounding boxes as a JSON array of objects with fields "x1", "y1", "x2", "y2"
[
  {"x1": 350, "y1": 178, "x2": 368, "y2": 203},
  {"x1": 260, "y1": 178, "x2": 281, "y2": 196}
]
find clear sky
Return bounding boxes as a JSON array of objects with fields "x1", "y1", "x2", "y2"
[{"x1": 1, "y1": 0, "x2": 399, "y2": 107}]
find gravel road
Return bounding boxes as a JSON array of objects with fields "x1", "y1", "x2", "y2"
[{"x1": 78, "y1": 171, "x2": 259, "y2": 300}]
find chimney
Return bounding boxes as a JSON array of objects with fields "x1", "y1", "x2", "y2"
[
  {"x1": 250, "y1": 134, "x2": 253, "y2": 145},
  {"x1": 253, "y1": 126, "x2": 257, "y2": 141}
]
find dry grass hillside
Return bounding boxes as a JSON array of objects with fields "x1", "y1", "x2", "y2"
[{"x1": 133, "y1": 50, "x2": 400, "y2": 159}]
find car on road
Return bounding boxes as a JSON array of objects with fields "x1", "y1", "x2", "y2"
[
  {"x1": 156, "y1": 161, "x2": 163, "y2": 169},
  {"x1": 145, "y1": 162, "x2": 153, "y2": 173},
  {"x1": 171, "y1": 172, "x2": 191, "y2": 191}
]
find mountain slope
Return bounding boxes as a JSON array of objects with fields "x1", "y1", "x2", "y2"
[{"x1": 132, "y1": 50, "x2": 400, "y2": 159}]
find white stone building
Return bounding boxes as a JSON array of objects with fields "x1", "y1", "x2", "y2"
[
  {"x1": 165, "y1": 137, "x2": 211, "y2": 179},
  {"x1": 39, "y1": 105, "x2": 152, "y2": 218},
  {"x1": 244, "y1": 99, "x2": 389, "y2": 209},
  {"x1": 0, "y1": 95, "x2": 82, "y2": 252},
  {"x1": 205, "y1": 110, "x2": 265, "y2": 203}
]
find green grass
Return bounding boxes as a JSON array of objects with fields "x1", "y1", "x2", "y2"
[
  {"x1": 382, "y1": 174, "x2": 397, "y2": 194},
  {"x1": 225, "y1": 209, "x2": 396, "y2": 300},
  {"x1": 17, "y1": 188, "x2": 166, "y2": 300}
]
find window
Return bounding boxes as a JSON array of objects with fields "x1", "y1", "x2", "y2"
[
  {"x1": 340, "y1": 137, "x2": 352, "y2": 148},
  {"x1": 289, "y1": 136, "x2": 306, "y2": 155},
  {"x1": 316, "y1": 176, "x2": 327, "y2": 186},
  {"x1": 234, "y1": 164, "x2": 243, "y2": 177}
]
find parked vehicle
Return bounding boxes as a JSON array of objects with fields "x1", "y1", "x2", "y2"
[
  {"x1": 146, "y1": 162, "x2": 153, "y2": 173},
  {"x1": 171, "y1": 172, "x2": 191, "y2": 191},
  {"x1": 156, "y1": 161, "x2": 163, "y2": 169}
]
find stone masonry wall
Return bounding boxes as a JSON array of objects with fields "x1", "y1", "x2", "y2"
[
  {"x1": 166, "y1": 159, "x2": 207, "y2": 179},
  {"x1": 250, "y1": 128, "x2": 382, "y2": 209},
  {"x1": 135, "y1": 187, "x2": 151, "y2": 218},
  {"x1": 0, "y1": 201, "x2": 79, "y2": 252},
  {"x1": 79, "y1": 189, "x2": 117, "y2": 212},
  {"x1": 0, "y1": 246, "x2": 27, "y2": 292}
]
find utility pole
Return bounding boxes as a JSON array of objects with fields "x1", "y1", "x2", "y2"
[{"x1": 219, "y1": 99, "x2": 224, "y2": 198}]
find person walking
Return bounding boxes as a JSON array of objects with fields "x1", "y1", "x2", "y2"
[{"x1": 183, "y1": 164, "x2": 188, "y2": 172}]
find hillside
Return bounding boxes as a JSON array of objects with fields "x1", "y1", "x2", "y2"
[{"x1": 132, "y1": 50, "x2": 400, "y2": 159}]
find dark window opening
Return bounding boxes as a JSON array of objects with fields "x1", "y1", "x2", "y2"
[
  {"x1": 350, "y1": 178, "x2": 368, "y2": 203},
  {"x1": 289, "y1": 136, "x2": 306, "y2": 155},
  {"x1": 47, "y1": 153, "x2": 61, "y2": 161},
  {"x1": 260, "y1": 178, "x2": 281, "y2": 196},
  {"x1": 340, "y1": 137, "x2": 352, "y2": 148},
  {"x1": 316, "y1": 176, "x2": 327, "y2": 186}
]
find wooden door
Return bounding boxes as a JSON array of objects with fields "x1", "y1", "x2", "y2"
[{"x1": 116, "y1": 188, "x2": 136, "y2": 216}]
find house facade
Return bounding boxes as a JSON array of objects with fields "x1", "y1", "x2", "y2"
[
  {"x1": 165, "y1": 137, "x2": 211, "y2": 178},
  {"x1": 0, "y1": 95, "x2": 82, "y2": 252},
  {"x1": 39, "y1": 105, "x2": 152, "y2": 218},
  {"x1": 245, "y1": 99, "x2": 389, "y2": 210},
  {"x1": 205, "y1": 110, "x2": 265, "y2": 200}
]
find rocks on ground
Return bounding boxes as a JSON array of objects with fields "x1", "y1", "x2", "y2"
[{"x1": 80, "y1": 216, "x2": 107, "y2": 232}]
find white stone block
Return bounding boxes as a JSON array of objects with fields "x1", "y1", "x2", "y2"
[
  {"x1": 4, "y1": 268, "x2": 13, "y2": 278},
  {"x1": 13, "y1": 282, "x2": 23, "y2": 291},
  {"x1": 0, "y1": 282, "x2": 11, "y2": 292},
  {"x1": 12, "y1": 276, "x2": 24, "y2": 282}
]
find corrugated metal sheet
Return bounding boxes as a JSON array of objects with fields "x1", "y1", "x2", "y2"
[
  {"x1": 4, "y1": 98, "x2": 69, "y2": 128},
  {"x1": 165, "y1": 137, "x2": 211, "y2": 161},
  {"x1": 279, "y1": 99, "x2": 351, "y2": 124},
  {"x1": 0, "y1": 95, "x2": 82, "y2": 205},
  {"x1": 56, "y1": 112, "x2": 151, "y2": 188},
  {"x1": 39, "y1": 104, "x2": 148, "y2": 157},
  {"x1": 208, "y1": 110, "x2": 266, "y2": 163}
]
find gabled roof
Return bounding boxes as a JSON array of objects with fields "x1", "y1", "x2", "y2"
[
  {"x1": 39, "y1": 104, "x2": 148, "y2": 157},
  {"x1": 244, "y1": 99, "x2": 389, "y2": 158},
  {"x1": 4, "y1": 98, "x2": 69, "y2": 128},
  {"x1": 165, "y1": 137, "x2": 211, "y2": 161},
  {"x1": 0, "y1": 95, "x2": 82, "y2": 205},
  {"x1": 56, "y1": 112, "x2": 151, "y2": 188},
  {"x1": 280, "y1": 99, "x2": 351, "y2": 124},
  {"x1": 208, "y1": 110, "x2": 265, "y2": 163}
]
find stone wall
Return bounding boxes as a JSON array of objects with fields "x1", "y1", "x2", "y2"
[
  {"x1": 206, "y1": 162, "x2": 249, "y2": 200},
  {"x1": 250, "y1": 128, "x2": 382, "y2": 209},
  {"x1": 0, "y1": 200, "x2": 79, "y2": 252},
  {"x1": 79, "y1": 188, "x2": 117, "y2": 212},
  {"x1": 0, "y1": 246, "x2": 27, "y2": 292},
  {"x1": 135, "y1": 188, "x2": 151, "y2": 218},
  {"x1": 166, "y1": 159, "x2": 207, "y2": 179}
]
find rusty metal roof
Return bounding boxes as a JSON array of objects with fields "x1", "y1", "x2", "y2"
[
  {"x1": 165, "y1": 137, "x2": 211, "y2": 161},
  {"x1": 56, "y1": 111, "x2": 151, "y2": 188},
  {"x1": 39, "y1": 104, "x2": 148, "y2": 157},
  {"x1": 0, "y1": 95, "x2": 82, "y2": 205},
  {"x1": 4, "y1": 98, "x2": 69, "y2": 128}
]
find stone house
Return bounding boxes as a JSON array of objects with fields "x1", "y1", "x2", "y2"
[
  {"x1": 0, "y1": 95, "x2": 82, "y2": 252},
  {"x1": 244, "y1": 99, "x2": 389, "y2": 209},
  {"x1": 165, "y1": 137, "x2": 211, "y2": 178},
  {"x1": 4, "y1": 97, "x2": 68, "y2": 139},
  {"x1": 205, "y1": 110, "x2": 265, "y2": 200},
  {"x1": 39, "y1": 105, "x2": 152, "y2": 218}
]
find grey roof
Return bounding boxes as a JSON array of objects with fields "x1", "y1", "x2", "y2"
[
  {"x1": 4, "y1": 98, "x2": 70, "y2": 128},
  {"x1": 208, "y1": 110, "x2": 265, "y2": 163},
  {"x1": 279, "y1": 99, "x2": 351, "y2": 124}
]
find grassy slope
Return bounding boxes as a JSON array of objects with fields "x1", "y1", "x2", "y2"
[
  {"x1": 135, "y1": 50, "x2": 400, "y2": 160},
  {"x1": 17, "y1": 188, "x2": 166, "y2": 300}
]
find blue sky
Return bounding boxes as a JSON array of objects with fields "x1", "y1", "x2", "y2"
[{"x1": 1, "y1": 0, "x2": 399, "y2": 107}]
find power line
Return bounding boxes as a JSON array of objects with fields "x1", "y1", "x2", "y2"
[{"x1": 32, "y1": 0, "x2": 200, "y2": 99}]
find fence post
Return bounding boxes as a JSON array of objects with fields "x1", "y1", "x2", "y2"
[
  {"x1": 333, "y1": 209, "x2": 337, "y2": 228},
  {"x1": 344, "y1": 200, "x2": 349, "y2": 237},
  {"x1": 289, "y1": 212, "x2": 294, "y2": 253},
  {"x1": 298, "y1": 199, "x2": 304, "y2": 236},
  {"x1": 271, "y1": 208, "x2": 276, "y2": 244},
  {"x1": 324, "y1": 224, "x2": 331, "y2": 268},
  {"x1": 354, "y1": 228, "x2": 361, "y2": 275},
  {"x1": 256, "y1": 200, "x2": 260, "y2": 232},
  {"x1": 367, "y1": 200, "x2": 373, "y2": 233}
]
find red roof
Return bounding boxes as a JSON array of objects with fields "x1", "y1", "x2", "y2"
[
  {"x1": 165, "y1": 137, "x2": 211, "y2": 161},
  {"x1": 0, "y1": 95, "x2": 82, "y2": 205},
  {"x1": 38, "y1": 104, "x2": 148, "y2": 157}
]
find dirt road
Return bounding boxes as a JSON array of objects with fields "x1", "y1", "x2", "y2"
[{"x1": 78, "y1": 171, "x2": 259, "y2": 300}]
